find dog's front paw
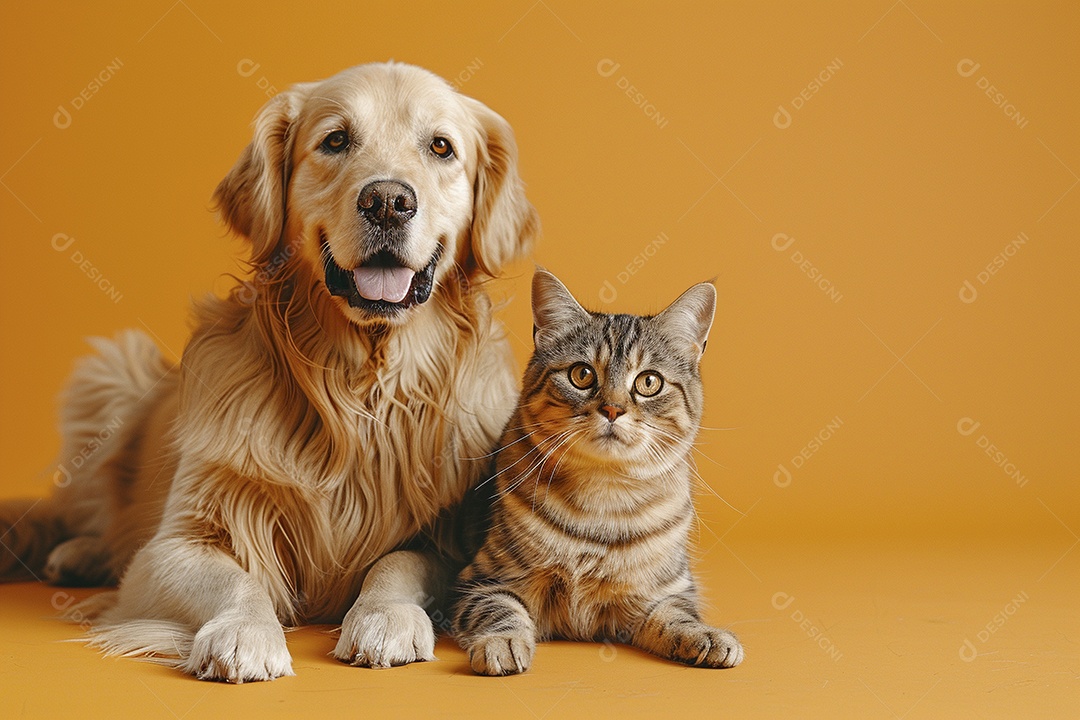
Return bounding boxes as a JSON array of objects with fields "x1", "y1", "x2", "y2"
[
  {"x1": 182, "y1": 614, "x2": 293, "y2": 683},
  {"x1": 670, "y1": 625, "x2": 744, "y2": 668},
  {"x1": 333, "y1": 600, "x2": 435, "y2": 668},
  {"x1": 466, "y1": 632, "x2": 536, "y2": 676}
]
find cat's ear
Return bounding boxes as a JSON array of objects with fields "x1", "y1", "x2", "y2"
[
  {"x1": 656, "y1": 282, "x2": 716, "y2": 358},
  {"x1": 532, "y1": 269, "x2": 590, "y2": 347}
]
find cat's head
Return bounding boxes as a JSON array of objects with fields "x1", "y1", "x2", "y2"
[{"x1": 521, "y1": 269, "x2": 716, "y2": 478}]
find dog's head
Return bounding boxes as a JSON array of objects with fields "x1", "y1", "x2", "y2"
[{"x1": 214, "y1": 62, "x2": 539, "y2": 325}]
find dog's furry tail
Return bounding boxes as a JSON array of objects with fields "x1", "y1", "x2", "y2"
[
  {"x1": 74, "y1": 593, "x2": 192, "y2": 667},
  {"x1": 58, "y1": 330, "x2": 170, "y2": 447},
  {"x1": 85, "y1": 621, "x2": 194, "y2": 665},
  {"x1": 0, "y1": 330, "x2": 170, "y2": 583}
]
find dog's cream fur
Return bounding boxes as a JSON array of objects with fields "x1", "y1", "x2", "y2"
[{"x1": 0, "y1": 62, "x2": 538, "y2": 682}]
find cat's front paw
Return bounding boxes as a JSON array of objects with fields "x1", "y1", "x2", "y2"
[
  {"x1": 671, "y1": 625, "x2": 743, "y2": 668},
  {"x1": 333, "y1": 600, "x2": 436, "y2": 668},
  {"x1": 466, "y1": 633, "x2": 536, "y2": 676}
]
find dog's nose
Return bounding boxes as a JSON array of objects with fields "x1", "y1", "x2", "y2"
[
  {"x1": 599, "y1": 404, "x2": 625, "y2": 423},
  {"x1": 357, "y1": 180, "x2": 417, "y2": 229}
]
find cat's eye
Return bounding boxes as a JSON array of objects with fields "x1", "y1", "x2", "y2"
[
  {"x1": 430, "y1": 137, "x2": 454, "y2": 158},
  {"x1": 320, "y1": 130, "x2": 350, "y2": 154},
  {"x1": 634, "y1": 371, "x2": 664, "y2": 397},
  {"x1": 568, "y1": 363, "x2": 596, "y2": 389}
]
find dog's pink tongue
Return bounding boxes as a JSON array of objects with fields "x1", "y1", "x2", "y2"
[{"x1": 353, "y1": 266, "x2": 415, "y2": 303}]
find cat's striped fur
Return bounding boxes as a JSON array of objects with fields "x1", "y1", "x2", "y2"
[{"x1": 451, "y1": 269, "x2": 743, "y2": 675}]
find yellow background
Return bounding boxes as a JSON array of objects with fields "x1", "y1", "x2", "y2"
[{"x1": 1, "y1": 1, "x2": 1076, "y2": 717}]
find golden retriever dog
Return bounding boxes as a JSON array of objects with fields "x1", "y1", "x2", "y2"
[{"x1": 0, "y1": 62, "x2": 538, "y2": 682}]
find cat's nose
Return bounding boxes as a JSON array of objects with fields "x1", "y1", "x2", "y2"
[{"x1": 599, "y1": 404, "x2": 625, "y2": 422}]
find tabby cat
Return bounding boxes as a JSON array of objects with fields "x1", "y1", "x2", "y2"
[{"x1": 451, "y1": 269, "x2": 743, "y2": 675}]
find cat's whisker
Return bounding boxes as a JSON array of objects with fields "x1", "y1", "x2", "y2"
[
  {"x1": 497, "y1": 429, "x2": 576, "y2": 497},
  {"x1": 639, "y1": 420, "x2": 690, "y2": 444},
  {"x1": 546, "y1": 428, "x2": 584, "y2": 476},
  {"x1": 635, "y1": 430, "x2": 744, "y2": 516},
  {"x1": 647, "y1": 449, "x2": 691, "y2": 487},
  {"x1": 530, "y1": 429, "x2": 582, "y2": 510},
  {"x1": 675, "y1": 456, "x2": 746, "y2": 517},
  {"x1": 527, "y1": 430, "x2": 581, "y2": 494},
  {"x1": 643, "y1": 422, "x2": 730, "y2": 471},
  {"x1": 546, "y1": 429, "x2": 584, "y2": 485},
  {"x1": 499, "y1": 419, "x2": 551, "y2": 433},
  {"x1": 477, "y1": 429, "x2": 569, "y2": 489},
  {"x1": 636, "y1": 425, "x2": 696, "y2": 470},
  {"x1": 465, "y1": 427, "x2": 544, "y2": 461},
  {"x1": 498, "y1": 436, "x2": 574, "y2": 492},
  {"x1": 689, "y1": 503, "x2": 705, "y2": 545},
  {"x1": 688, "y1": 446, "x2": 729, "y2": 470}
]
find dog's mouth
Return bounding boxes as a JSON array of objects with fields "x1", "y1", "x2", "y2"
[{"x1": 324, "y1": 242, "x2": 441, "y2": 316}]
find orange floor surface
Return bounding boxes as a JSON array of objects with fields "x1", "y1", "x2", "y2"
[{"x1": 2, "y1": 538, "x2": 1075, "y2": 719}]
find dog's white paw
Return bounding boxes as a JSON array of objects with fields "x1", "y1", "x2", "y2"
[
  {"x1": 333, "y1": 600, "x2": 435, "y2": 668},
  {"x1": 182, "y1": 614, "x2": 293, "y2": 683},
  {"x1": 467, "y1": 632, "x2": 536, "y2": 676}
]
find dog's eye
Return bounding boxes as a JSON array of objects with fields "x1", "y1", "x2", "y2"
[
  {"x1": 430, "y1": 137, "x2": 454, "y2": 159},
  {"x1": 633, "y1": 371, "x2": 664, "y2": 397},
  {"x1": 568, "y1": 363, "x2": 596, "y2": 390},
  {"x1": 320, "y1": 130, "x2": 350, "y2": 154}
]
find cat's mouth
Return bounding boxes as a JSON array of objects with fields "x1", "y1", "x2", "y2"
[
  {"x1": 591, "y1": 423, "x2": 632, "y2": 450},
  {"x1": 599, "y1": 425, "x2": 623, "y2": 441}
]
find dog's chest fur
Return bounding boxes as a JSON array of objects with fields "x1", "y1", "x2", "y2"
[{"x1": 177, "y1": 293, "x2": 518, "y2": 623}]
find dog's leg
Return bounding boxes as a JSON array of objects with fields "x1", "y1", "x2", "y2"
[
  {"x1": 97, "y1": 535, "x2": 293, "y2": 682},
  {"x1": 333, "y1": 549, "x2": 451, "y2": 668}
]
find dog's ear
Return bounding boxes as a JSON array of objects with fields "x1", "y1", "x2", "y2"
[
  {"x1": 464, "y1": 98, "x2": 540, "y2": 278},
  {"x1": 213, "y1": 84, "x2": 312, "y2": 266}
]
